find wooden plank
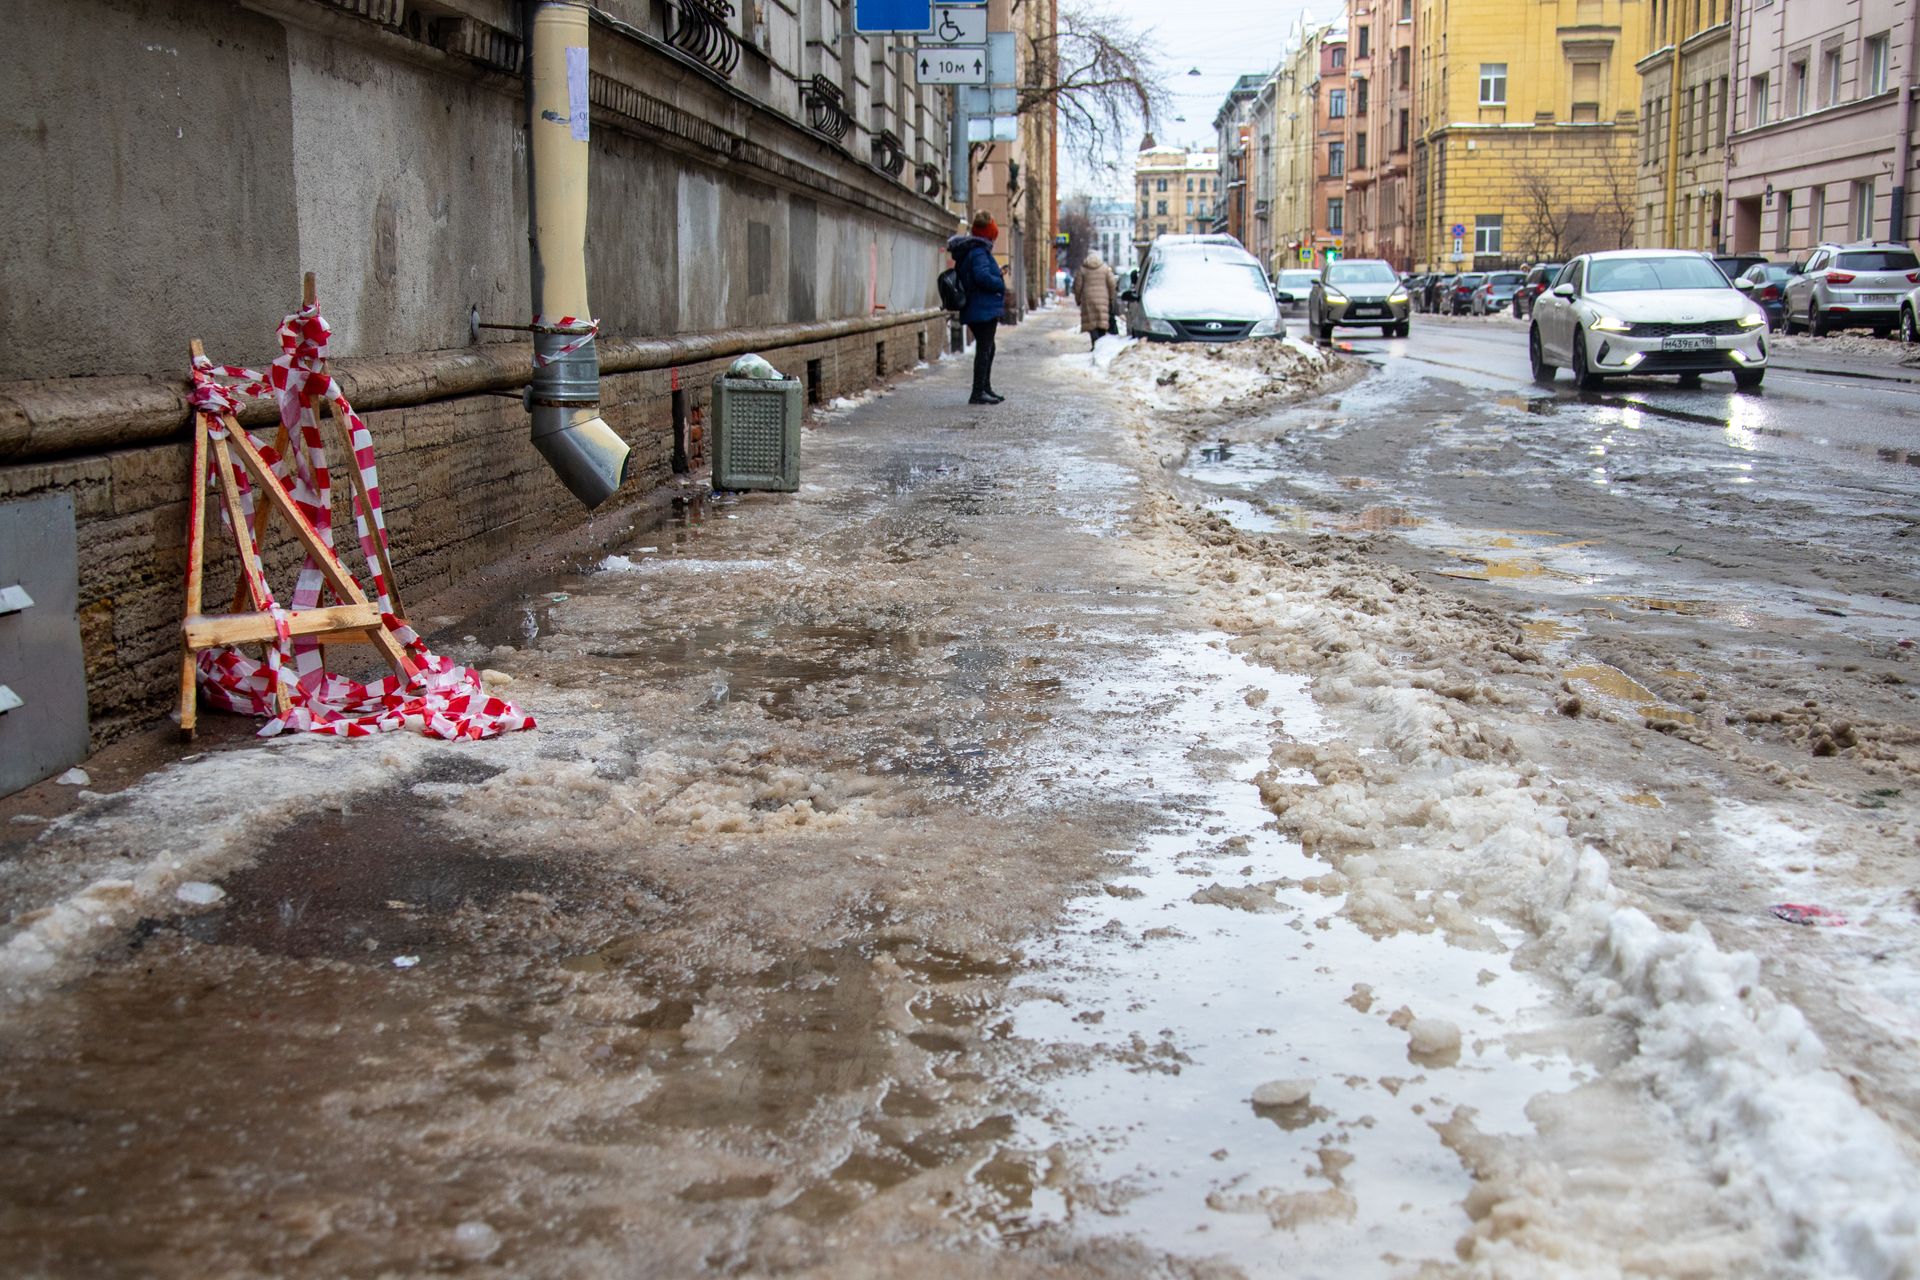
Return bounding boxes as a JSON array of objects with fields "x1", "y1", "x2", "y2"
[
  {"x1": 326, "y1": 395, "x2": 404, "y2": 619},
  {"x1": 179, "y1": 340, "x2": 214, "y2": 738},
  {"x1": 208, "y1": 430, "x2": 292, "y2": 717},
  {"x1": 232, "y1": 420, "x2": 290, "y2": 615},
  {"x1": 183, "y1": 602, "x2": 381, "y2": 650}
]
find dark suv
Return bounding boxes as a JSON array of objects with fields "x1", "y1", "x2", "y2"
[{"x1": 1512, "y1": 263, "x2": 1565, "y2": 318}]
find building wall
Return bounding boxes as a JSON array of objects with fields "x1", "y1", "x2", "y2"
[
  {"x1": 1415, "y1": 0, "x2": 1647, "y2": 268},
  {"x1": 1314, "y1": 33, "x2": 1351, "y2": 264},
  {"x1": 1343, "y1": 0, "x2": 1418, "y2": 266},
  {"x1": 1273, "y1": 28, "x2": 1327, "y2": 271},
  {"x1": 1133, "y1": 145, "x2": 1221, "y2": 253},
  {"x1": 1725, "y1": 0, "x2": 1917, "y2": 256},
  {"x1": 0, "y1": 0, "x2": 962, "y2": 748},
  {"x1": 1633, "y1": 0, "x2": 1732, "y2": 250}
]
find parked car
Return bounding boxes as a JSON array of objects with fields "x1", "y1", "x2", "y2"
[
  {"x1": 1447, "y1": 272, "x2": 1487, "y2": 314},
  {"x1": 1120, "y1": 241, "x2": 1286, "y2": 342},
  {"x1": 1422, "y1": 274, "x2": 1452, "y2": 312},
  {"x1": 1711, "y1": 252, "x2": 1769, "y2": 283},
  {"x1": 1404, "y1": 274, "x2": 1435, "y2": 311},
  {"x1": 1901, "y1": 282, "x2": 1920, "y2": 343},
  {"x1": 1528, "y1": 249, "x2": 1768, "y2": 390},
  {"x1": 1308, "y1": 258, "x2": 1412, "y2": 339},
  {"x1": 1272, "y1": 268, "x2": 1320, "y2": 312},
  {"x1": 1732, "y1": 262, "x2": 1794, "y2": 331},
  {"x1": 1472, "y1": 271, "x2": 1527, "y2": 315},
  {"x1": 1781, "y1": 242, "x2": 1920, "y2": 336},
  {"x1": 1512, "y1": 263, "x2": 1565, "y2": 318}
]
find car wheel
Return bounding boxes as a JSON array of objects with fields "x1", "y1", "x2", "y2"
[
  {"x1": 1381, "y1": 324, "x2": 1395, "y2": 336},
  {"x1": 1573, "y1": 332, "x2": 1604, "y2": 390},
  {"x1": 1319, "y1": 321, "x2": 1335, "y2": 343},
  {"x1": 1903, "y1": 306, "x2": 1919, "y2": 345},
  {"x1": 1809, "y1": 304, "x2": 1829, "y2": 337},
  {"x1": 1528, "y1": 324, "x2": 1556, "y2": 383},
  {"x1": 1676, "y1": 372, "x2": 1703, "y2": 388},
  {"x1": 1394, "y1": 321, "x2": 1411, "y2": 338},
  {"x1": 1734, "y1": 367, "x2": 1765, "y2": 391}
]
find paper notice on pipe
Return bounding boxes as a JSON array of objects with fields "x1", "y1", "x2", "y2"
[{"x1": 566, "y1": 46, "x2": 590, "y2": 140}]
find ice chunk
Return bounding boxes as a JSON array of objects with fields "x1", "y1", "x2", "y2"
[
  {"x1": 480, "y1": 669, "x2": 514, "y2": 688},
  {"x1": 451, "y1": 1220, "x2": 501, "y2": 1260},
  {"x1": 1407, "y1": 1017, "x2": 1461, "y2": 1058},
  {"x1": 1252, "y1": 1078, "x2": 1314, "y2": 1107},
  {"x1": 174, "y1": 881, "x2": 225, "y2": 906},
  {"x1": 392, "y1": 955, "x2": 420, "y2": 969},
  {"x1": 56, "y1": 768, "x2": 90, "y2": 786}
]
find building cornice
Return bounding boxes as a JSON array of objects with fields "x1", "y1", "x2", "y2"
[{"x1": 1730, "y1": 87, "x2": 1900, "y2": 145}]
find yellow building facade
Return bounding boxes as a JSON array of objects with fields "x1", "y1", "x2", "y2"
[{"x1": 1413, "y1": 0, "x2": 1648, "y2": 271}]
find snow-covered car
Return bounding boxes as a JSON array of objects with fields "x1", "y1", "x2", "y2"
[
  {"x1": 1307, "y1": 259, "x2": 1412, "y2": 340},
  {"x1": 1528, "y1": 250, "x2": 1769, "y2": 391},
  {"x1": 1781, "y1": 242, "x2": 1920, "y2": 336},
  {"x1": 1120, "y1": 242, "x2": 1285, "y2": 342}
]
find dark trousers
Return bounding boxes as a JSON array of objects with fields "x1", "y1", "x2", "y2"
[{"x1": 968, "y1": 321, "x2": 998, "y2": 397}]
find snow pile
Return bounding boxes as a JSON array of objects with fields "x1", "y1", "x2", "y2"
[
  {"x1": 1141, "y1": 498, "x2": 1920, "y2": 1273},
  {"x1": 1060, "y1": 334, "x2": 1331, "y2": 414}
]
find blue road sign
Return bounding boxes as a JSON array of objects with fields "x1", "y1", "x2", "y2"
[
  {"x1": 854, "y1": 0, "x2": 932, "y2": 32},
  {"x1": 1450, "y1": 222, "x2": 1467, "y2": 238}
]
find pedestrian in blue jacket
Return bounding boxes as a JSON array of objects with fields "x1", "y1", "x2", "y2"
[{"x1": 947, "y1": 212, "x2": 1008, "y2": 405}]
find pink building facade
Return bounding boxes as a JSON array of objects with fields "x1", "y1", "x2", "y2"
[{"x1": 1725, "y1": 0, "x2": 1920, "y2": 255}]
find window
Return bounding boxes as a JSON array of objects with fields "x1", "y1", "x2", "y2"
[
  {"x1": 1357, "y1": 26, "x2": 1370, "y2": 59},
  {"x1": 1356, "y1": 79, "x2": 1369, "y2": 114},
  {"x1": 1187, "y1": 177, "x2": 1195, "y2": 191},
  {"x1": 1810, "y1": 184, "x2": 1826, "y2": 242},
  {"x1": 1820, "y1": 46, "x2": 1841, "y2": 107},
  {"x1": 1474, "y1": 215, "x2": 1503, "y2": 255},
  {"x1": 1328, "y1": 198, "x2": 1344, "y2": 233},
  {"x1": 1355, "y1": 132, "x2": 1368, "y2": 168},
  {"x1": 1186, "y1": 199, "x2": 1194, "y2": 215},
  {"x1": 1328, "y1": 142, "x2": 1346, "y2": 176},
  {"x1": 1157, "y1": 178, "x2": 1167, "y2": 192},
  {"x1": 1777, "y1": 189, "x2": 1794, "y2": 252},
  {"x1": 1401, "y1": 0, "x2": 1413, "y2": 18},
  {"x1": 1572, "y1": 62, "x2": 1602, "y2": 121},
  {"x1": 1790, "y1": 57, "x2": 1808, "y2": 115},
  {"x1": 1331, "y1": 45, "x2": 1346, "y2": 69},
  {"x1": 1399, "y1": 49, "x2": 1411, "y2": 89},
  {"x1": 1749, "y1": 74, "x2": 1769, "y2": 126},
  {"x1": 1868, "y1": 34, "x2": 1891, "y2": 95},
  {"x1": 1480, "y1": 63, "x2": 1507, "y2": 105},
  {"x1": 1715, "y1": 77, "x2": 1728, "y2": 144},
  {"x1": 1398, "y1": 108, "x2": 1410, "y2": 151},
  {"x1": 1157, "y1": 199, "x2": 1168, "y2": 215},
  {"x1": 1852, "y1": 178, "x2": 1877, "y2": 240},
  {"x1": 1328, "y1": 88, "x2": 1347, "y2": 118}
]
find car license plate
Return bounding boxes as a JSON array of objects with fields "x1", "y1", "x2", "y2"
[
  {"x1": 1862, "y1": 293, "x2": 1896, "y2": 304},
  {"x1": 1350, "y1": 307, "x2": 1379, "y2": 317},
  {"x1": 1660, "y1": 335, "x2": 1715, "y2": 351}
]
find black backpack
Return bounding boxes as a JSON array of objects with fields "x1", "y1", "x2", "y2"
[{"x1": 937, "y1": 266, "x2": 967, "y2": 312}]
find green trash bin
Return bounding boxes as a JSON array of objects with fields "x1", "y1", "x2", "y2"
[{"x1": 710, "y1": 373, "x2": 802, "y2": 492}]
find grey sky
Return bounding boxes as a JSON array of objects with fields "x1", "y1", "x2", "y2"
[{"x1": 1064, "y1": 0, "x2": 1319, "y2": 197}]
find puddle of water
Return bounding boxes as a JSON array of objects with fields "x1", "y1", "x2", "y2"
[
  {"x1": 1003, "y1": 633, "x2": 1582, "y2": 1274},
  {"x1": 1521, "y1": 617, "x2": 1581, "y2": 644},
  {"x1": 1563, "y1": 663, "x2": 1697, "y2": 724},
  {"x1": 1602, "y1": 596, "x2": 1709, "y2": 616}
]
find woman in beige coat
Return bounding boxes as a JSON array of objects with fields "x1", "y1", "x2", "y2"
[{"x1": 1073, "y1": 253, "x2": 1119, "y2": 350}]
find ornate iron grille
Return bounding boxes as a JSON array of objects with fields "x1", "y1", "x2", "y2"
[
  {"x1": 871, "y1": 128, "x2": 907, "y2": 179},
  {"x1": 915, "y1": 161, "x2": 944, "y2": 199},
  {"x1": 670, "y1": 0, "x2": 742, "y2": 78},
  {"x1": 805, "y1": 75, "x2": 851, "y2": 141}
]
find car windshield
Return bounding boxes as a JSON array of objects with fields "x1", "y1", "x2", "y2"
[
  {"x1": 1326, "y1": 261, "x2": 1398, "y2": 285},
  {"x1": 1457, "y1": 274, "x2": 1485, "y2": 286},
  {"x1": 1766, "y1": 264, "x2": 1793, "y2": 280},
  {"x1": 1835, "y1": 250, "x2": 1919, "y2": 271},
  {"x1": 1278, "y1": 271, "x2": 1319, "y2": 287},
  {"x1": 1586, "y1": 256, "x2": 1730, "y2": 292},
  {"x1": 1489, "y1": 273, "x2": 1525, "y2": 286},
  {"x1": 1144, "y1": 256, "x2": 1270, "y2": 294}
]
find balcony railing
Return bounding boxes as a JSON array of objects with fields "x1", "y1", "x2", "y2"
[
  {"x1": 670, "y1": 0, "x2": 741, "y2": 79},
  {"x1": 872, "y1": 128, "x2": 907, "y2": 179},
  {"x1": 804, "y1": 75, "x2": 851, "y2": 141}
]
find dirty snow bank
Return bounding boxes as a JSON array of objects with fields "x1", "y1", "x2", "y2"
[
  {"x1": 1096, "y1": 326, "x2": 1920, "y2": 1271},
  {"x1": 1060, "y1": 333, "x2": 1332, "y2": 413}
]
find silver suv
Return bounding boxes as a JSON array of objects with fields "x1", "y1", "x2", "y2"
[{"x1": 1782, "y1": 242, "x2": 1920, "y2": 336}]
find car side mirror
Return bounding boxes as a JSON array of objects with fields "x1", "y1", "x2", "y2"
[
  {"x1": 1552, "y1": 283, "x2": 1576, "y2": 298},
  {"x1": 1734, "y1": 278, "x2": 1755, "y2": 291},
  {"x1": 1120, "y1": 289, "x2": 1138, "y2": 303},
  {"x1": 1789, "y1": 262, "x2": 1806, "y2": 275}
]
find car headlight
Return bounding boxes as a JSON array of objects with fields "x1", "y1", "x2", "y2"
[
  {"x1": 1141, "y1": 316, "x2": 1177, "y2": 336},
  {"x1": 1250, "y1": 317, "x2": 1284, "y2": 337},
  {"x1": 1387, "y1": 292, "x2": 1409, "y2": 304},
  {"x1": 1737, "y1": 313, "x2": 1766, "y2": 329},
  {"x1": 1322, "y1": 288, "x2": 1347, "y2": 303},
  {"x1": 1589, "y1": 313, "x2": 1631, "y2": 333}
]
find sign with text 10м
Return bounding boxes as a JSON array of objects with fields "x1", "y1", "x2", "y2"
[{"x1": 853, "y1": 0, "x2": 984, "y2": 34}]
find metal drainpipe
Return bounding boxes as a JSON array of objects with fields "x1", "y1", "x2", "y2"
[{"x1": 523, "y1": 0, "x2": 631, "y2": 509}]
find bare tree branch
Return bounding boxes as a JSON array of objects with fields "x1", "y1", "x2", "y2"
[{"x1": 1015, "y1": 3, "x2": 1169, "y2": 172}]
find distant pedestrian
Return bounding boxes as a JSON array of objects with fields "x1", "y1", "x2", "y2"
[
  {"x1": 1073, "y1": 252, "x2": 1119, "y2": 350},
  {"x1": 947, "y1": 212, "x2": 1007, "y2": 405}
]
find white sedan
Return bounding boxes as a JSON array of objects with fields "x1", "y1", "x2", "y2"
[{"x1": 1529, "y1": 250, "x2": 1770, "y2": 391}]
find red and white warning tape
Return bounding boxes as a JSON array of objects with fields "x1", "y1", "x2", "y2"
[
  {"x1": 530, "y1": 313, "x2": 599, "y2": 368},
  {"x1": 189, "y1": 305, "x2": 535, "y2": 740}
]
